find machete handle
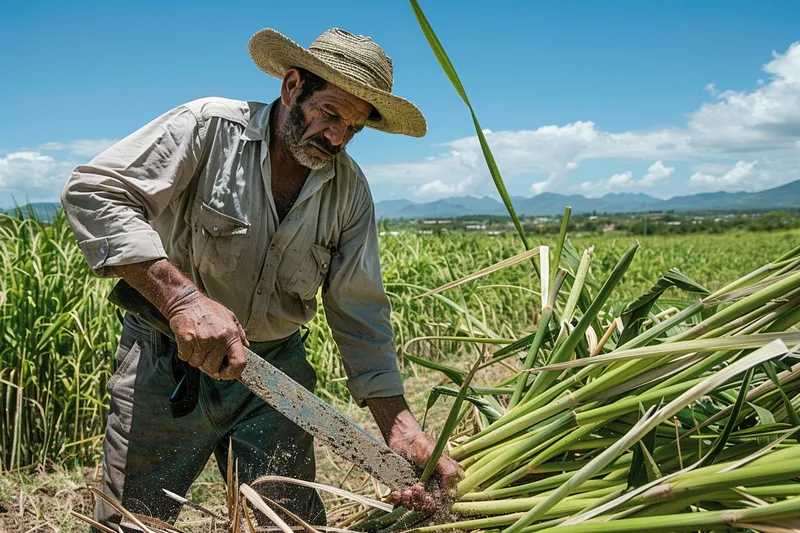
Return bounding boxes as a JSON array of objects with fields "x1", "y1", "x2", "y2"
[{"x1": 108, "y1": 279, "x2": 175, "y2": 340}]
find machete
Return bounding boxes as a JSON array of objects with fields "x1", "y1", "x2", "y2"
[{"x1": 107, "y1": 279, "x2": 419, "y2": 491}]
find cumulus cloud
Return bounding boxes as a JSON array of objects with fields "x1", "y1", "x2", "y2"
[
  {"x1": 578, "y1": 161, "x2": 676, "y2": 197},
  {"x1": 39, "y1": 139, "x2": 117, "y2": 158},
  {"x1": 363, "y1": 41, "x2": 800, "y2": 199},
  {"x1": 414, "y1": 178, "x2": 473, "y2": 199},
  {"x1": 688, "y1": 42, "x2": 800, "y2": 152},
  {"x1": 0, "y1": 138, "x2": 116, "y2": 205},
  {"x1": 0, "y1": 151, "x2": 76, "y2": 202},
  {"x1": 688, "y1": 160, "x2": 771, "y2": 191}
]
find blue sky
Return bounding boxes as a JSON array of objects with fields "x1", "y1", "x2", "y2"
[{"x1": 2, "y1": 1, "x2": 800, "y2": 207}]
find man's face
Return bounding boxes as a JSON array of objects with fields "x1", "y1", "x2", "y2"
[{"x1": 279, "y1": 80, "x2": 373, "y2": 170}]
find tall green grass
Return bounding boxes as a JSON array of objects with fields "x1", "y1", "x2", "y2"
[{"x1": 0, "y1": 211, "x2": 118, "y2": 470}]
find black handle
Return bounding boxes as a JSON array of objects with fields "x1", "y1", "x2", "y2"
[
  {"x1": 107, "y1": 279, "x2": 199, "y2": 418},
  {"x1": 108, "y1": 280, "x2": 175, "y2": 340}
]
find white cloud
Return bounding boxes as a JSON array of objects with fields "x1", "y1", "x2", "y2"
[
  {"x1": 689, "y1": 160, "x2": 770, "y2": 191},
  {"x1": 363, "y1": 41, "x2": 800, "y2": 199},
  {"x1": 687, "y1": 42, "x2": 800, "y2": 152},
  {"x1": 641, "y1": 160, "x2": 675, "y2": 185},
  {"x1": 577, "y1": 161, "x2": 676, "y2": 197},
  {"x1": 0, "y1": 151, "x2": 76, "y2": 202},
  {"x1": 39, "y1": 139, "x2": 118, "y2": 158},
  {"x1": 414, "y1": 178, "x2": 473, "y2": 199},
  {"x1": 0, "y1": 138, "x2": 116, "y2": 205}
]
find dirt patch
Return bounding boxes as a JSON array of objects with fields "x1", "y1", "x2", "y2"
[{"x1": 0, "y1": 464, "x2": 99, "y2": 533}]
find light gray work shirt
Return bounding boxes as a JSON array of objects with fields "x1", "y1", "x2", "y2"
[{"x1": 61, "y1": 97, "x2": 404, "y2": 403}]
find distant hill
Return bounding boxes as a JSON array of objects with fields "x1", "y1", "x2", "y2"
[
  {"x1": 376, "y1": 179, "x2": 800, "y2": 219},
  {"x1": 5, "y1": 180, "x2": 799, "y2": 223},
  {"x1": 2, "y1": 202, "x2": 61, "y2": 222}
]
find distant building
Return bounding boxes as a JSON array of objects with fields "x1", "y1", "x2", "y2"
[{"x1": 603, "y1": 223, "x2": 616, "y2": 232}]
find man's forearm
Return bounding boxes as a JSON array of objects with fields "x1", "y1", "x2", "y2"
[
  {"x1": 108, "y1": 259, "x2": 198, "y2": 316},
  {"x1": 365, "y1": 395, "x2": 421, "y2": 446}
]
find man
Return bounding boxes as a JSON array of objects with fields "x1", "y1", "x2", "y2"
[{"x1": 61, "y1": 26, "x2": 461, "y2": 530}]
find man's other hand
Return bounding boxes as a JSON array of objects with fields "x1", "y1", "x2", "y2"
[{"x1": 388, "y1": 429, "x2": 463, "y2": 513}]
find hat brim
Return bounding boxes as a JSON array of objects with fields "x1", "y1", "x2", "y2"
[{"x1": 248, "y1": 28, "x2": 427, "y2": 138}]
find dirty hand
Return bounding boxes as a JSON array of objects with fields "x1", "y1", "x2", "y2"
[
  {"x1": 388, "y1": 430, "x2": 463, "y2": 513},
  {"x1": 163, "y1": 287, "x2": 249, "y2": 380}
]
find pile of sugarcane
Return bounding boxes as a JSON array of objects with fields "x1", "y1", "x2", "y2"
[{"x1": 339, "y1": 236, "x2": 800, "y2": 533}]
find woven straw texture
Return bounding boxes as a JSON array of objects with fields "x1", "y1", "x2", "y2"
[{"x1": 249, "y1": 28, "x2": 426, "y2": 137}]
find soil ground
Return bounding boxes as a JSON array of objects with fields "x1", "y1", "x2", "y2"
[{"x1": 0, "y1": 352, "x2": 511, "y2": 532}]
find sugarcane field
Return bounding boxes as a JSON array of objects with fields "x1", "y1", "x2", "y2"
[{"x1": 2, "y1": 1, "x2": 800, "y2": 532}]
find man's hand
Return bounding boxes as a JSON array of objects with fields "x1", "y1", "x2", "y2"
[
  {"x1": 164, "y1": 289, "x2": 249, "y2": 380},
  {"x1": 387, "y1": 429, "x2": 462, "y2": 513},
  {"x1": 365, "y1": 396, "x2": 463, "y2": 513},
  {"x1": 109, "y1": 259, "x2": 249, "y2": 380}
]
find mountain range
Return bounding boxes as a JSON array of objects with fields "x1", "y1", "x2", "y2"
[
  {"x1": 3, "y1": 179, "x2": 799, "y2": 223},
  {"x1": 375, "y1": 179, "x2": 800, "y2": 219}
]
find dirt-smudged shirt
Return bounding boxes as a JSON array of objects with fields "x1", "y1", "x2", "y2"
[{"x1": 61, "y1": 97, "x2": 404, "y2": 404}]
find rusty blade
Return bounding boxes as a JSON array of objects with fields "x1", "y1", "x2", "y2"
[{"x1": 239, "y1": 352, "x2": 419, "y2": 490}]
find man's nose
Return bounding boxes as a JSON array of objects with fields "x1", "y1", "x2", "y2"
[{"x1": 324, "y1": 123, "x2": 346, "y2": 146}]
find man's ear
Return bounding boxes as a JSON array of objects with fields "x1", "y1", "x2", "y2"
[{"x1": 281, "y1": 69, "x2": 303, "y2": 107}]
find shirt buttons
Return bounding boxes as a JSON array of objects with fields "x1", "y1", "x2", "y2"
[
  {"x1": 212, "y1": 225, "x2": 219, "y2": 233},
  {"x1": 269, "y1": 243, "x2": 276, "y2": 250},
  {"x1": 257, "y1": 288, "x2": 263, "y2": 295},
  {"x1": 322, "y1": 263, "x2": 328, "y2": 269}
]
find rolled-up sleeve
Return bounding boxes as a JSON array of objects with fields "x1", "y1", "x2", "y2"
[
  {"x1": 322, "y1": 186, "x2": 404, "y2": 406},
  {"x1": 60, "y1": 105, "x2": 202, "y2": 276}
]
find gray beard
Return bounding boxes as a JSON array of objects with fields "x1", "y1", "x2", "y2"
[{"x1": 278, "y1": 105, "x2": 332, "y2": 170}]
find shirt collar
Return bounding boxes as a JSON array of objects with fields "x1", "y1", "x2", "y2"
[
  {"x1": 241, "y1": 100, "x2": 274, "y2": 142},
  {"x1": 247, "y1": 100, "x2": 336, "y2": 182}
]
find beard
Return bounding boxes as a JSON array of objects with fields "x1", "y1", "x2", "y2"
[{"x1": 278, "y1": 104, "x2": 341, "y2": 170}]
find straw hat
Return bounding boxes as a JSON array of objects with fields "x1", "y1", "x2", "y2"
[{"x1": 248, "y1": 27, "x2": 427, "y2": 138}]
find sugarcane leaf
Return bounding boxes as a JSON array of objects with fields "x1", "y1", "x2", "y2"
[
  {"x1": 420, "y1": 352, "x2": 485, "y2": 483},
  {"x1": 429, "y1": 386, "x2": 504, "y2": 422},
  {"x1": 408, "y1": 0, "x2": 531, "y2": 260},
  {"x1": 749, "y1": 401, "x2": 779, "y2": 445},
  {"x1": 731, "y1": 423, "x2": 793, "y2": 437},
  {"x1": 749, "y1": 402, "x2": 777, "y2": 425},
  {"x1": 403, "y1": 352, "x2": 466, "y2": 386},
  {"x1": 701, "y1": 367, "x2": 754, "y2": 467},
  {"x1": 416, "y1": 247, "x2": 542, "y2": 300},
  {"x1": 618, "y1": 269, "x2": 709, "y2": 347},
  {"x1": 626, "y1": 422, "x2": 656, "y2": 489},
  {"x1": 550, "y1": 207, "x2": 571, "y2": 288},
  {"x1": 762, "y1": 361, "x2": 800, "y2": 425},
  {"x1": 421, "y1": 388, "x2": 443, "y2": 431}
]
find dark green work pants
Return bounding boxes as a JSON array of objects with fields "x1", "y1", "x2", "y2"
[{"x1": 96, "y1": 312, "x2": 326, "y2": 531}]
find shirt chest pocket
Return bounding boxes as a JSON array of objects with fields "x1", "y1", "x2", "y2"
[
  {"x1": 285, "y1": 244, "x2": 332, "y2": 301},
  {"x1": 191, "y1": 200, "x2": 250, "y2": 277}
]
